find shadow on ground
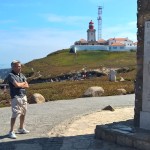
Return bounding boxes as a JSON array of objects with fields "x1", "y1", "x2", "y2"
[{"x1": 0, "y1": 120, "x2": 135, "y2": 150}]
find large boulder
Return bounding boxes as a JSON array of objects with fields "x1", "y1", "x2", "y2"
[
  {"x1": 117, "y1": 89, "x2": 127, "y2": 95},
  {"x1": 83, "y1": 86, "x2": 104, "y2": 97},
  {"x1": 29, "y1": 93, "x2": 45, "y2": 104}
]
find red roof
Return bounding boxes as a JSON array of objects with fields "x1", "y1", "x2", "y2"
[
  {"x1": 115, "y1": 38, "x2": 128, "y2": 41},
  {"x1": 79, "y1": 39, "x2": 88, "y2": 43},
  {"x1": 109, "y1": 38, "x2": 128, "y2": 41},
  {"x1": 89, "y1": 20, "x2": 94, "y2": 24},
  {"x1": 111, "y1": 42, "x2": 125, "y2": 46},
  {"x1": 97, "y1": 39, "x2": 106, "y2": 43}
]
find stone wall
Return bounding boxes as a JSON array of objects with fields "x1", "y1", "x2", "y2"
[{"x1": 134, "y1": 0, "x2": 150, "y2": 127}]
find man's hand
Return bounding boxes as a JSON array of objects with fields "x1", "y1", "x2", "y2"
[
  {"x1": 23, "y1": 81, "x2": 29, "y2": 88},
  {"x1": 13, "y1": 81, "x2": 29, "y2": 88}
]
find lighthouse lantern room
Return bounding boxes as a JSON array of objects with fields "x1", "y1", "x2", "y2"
[{"x1": 87, "y1": 20, "x2": 96, "y2": 42}]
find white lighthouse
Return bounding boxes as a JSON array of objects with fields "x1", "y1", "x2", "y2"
[{"x1": 87, "y1": 20, "x2": 96, "y2": 42}]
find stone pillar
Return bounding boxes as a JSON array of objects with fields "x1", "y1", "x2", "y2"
[
  {"x1": 140, "y1": 21, "x2": 150, "y2": 130},
  {"x1": 109, "y1": 69, "x2": 116, "y2": 82},
  {"x1": 134, "y1": 0, "x2": 150, "y2": 127}
]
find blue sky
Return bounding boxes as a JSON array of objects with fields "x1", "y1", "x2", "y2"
[{"x1": 0, "y1": 0, "x2": 137, "y2": 69}]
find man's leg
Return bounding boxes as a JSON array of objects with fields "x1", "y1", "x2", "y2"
[
  {"x1": 19, "y1": 114, "x2": 25, "y2": 129},
  {"x1": 18, "y1": 96, "x2": 29, "y2": 133},
  {"x1": 9, "y1": 117, "x2": 17, "y2": 139},
  {"x1": 18, "y1": 114, "x2": 29, "y2": 133},
  {"x1": 10, "y1": 117, "x2": 16, "y2": 132}
]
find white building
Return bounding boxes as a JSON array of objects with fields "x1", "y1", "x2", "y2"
[
  {"x1": 108, "y1": 37, "x2": 134, "y2": 46},
  {"x1": 70, "y1": 21, "x2": 137, "y2": 53}
]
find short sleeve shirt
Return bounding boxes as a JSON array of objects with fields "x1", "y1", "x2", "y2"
[{"x1": 7, "y1": 71, "x2": 27, "y2": 98}]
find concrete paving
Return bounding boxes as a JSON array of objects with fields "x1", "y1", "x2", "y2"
[
  {"x1": 0, "y1": 94, "x2": 135, "y2": 150},
  {"x1": 57, "y1": 107, "x2": 137, "y2": 150}
]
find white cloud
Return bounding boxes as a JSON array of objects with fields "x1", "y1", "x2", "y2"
[
  {"x1": 127, "y1": 21, "x2": 137, "y2": 27},
  {"x1": 0, "y1": 1, "x2": 41, "y2": 7},
  {"x1": 0, "y1": 28, "x2": 85, "y2": 67},
  {"x1": 88, "y1": 0, "x2": 111, "y2": 5},
  {"x1": 0, "y1": 20, "x2": 137, "y2": 68},
  {"x1": 42, "y1": 13, "x2": 91, "y2": 25},
  {"x1": 102, "y1": 21, "x2": 137, "y2": 41},
  {"x1": 0, "y1": 20, "x2": 17, "y2": 24},
  {"x1": 46, "y1": 14, "x2": 63, "y2": 22}
]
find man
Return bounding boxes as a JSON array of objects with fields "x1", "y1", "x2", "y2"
[{"x1": 7, "y1": 60, "x2": 29, "y2": 139}]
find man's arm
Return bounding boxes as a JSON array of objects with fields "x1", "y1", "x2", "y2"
[{"x1": 13, "y1": 80, "x2": 29, "y2": 88}]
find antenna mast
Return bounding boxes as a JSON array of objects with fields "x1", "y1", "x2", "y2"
[{"x1": 97, "y1": 6, "x2": 103, "y2": 40}]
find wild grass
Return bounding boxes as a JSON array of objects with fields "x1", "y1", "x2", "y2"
[
  {"x1": 23, "y1": 49, "x2": 136, "y2": 78},
  {"x1": 0, "y1": 49, "x2": 136, "y2": 107},
  {"x1": 26, "y1": 75, "x2": 134, "y2": 103}
]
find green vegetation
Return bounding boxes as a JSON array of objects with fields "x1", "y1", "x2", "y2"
[
  {"x1": 26, "y1": 76, "x2": 135, "y2": 103},
  {"x1": 0, "y1": 49, "x2": 136, "y2": 107},
  {"x1": 23, "y1": 49, "x2": 136, "y2": 78}
]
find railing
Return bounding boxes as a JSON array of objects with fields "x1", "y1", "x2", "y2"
[{"x1": 0, "y1": 84, "x2": 9, "y2": 89}]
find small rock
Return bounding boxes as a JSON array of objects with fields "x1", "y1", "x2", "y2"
[
  {"x1": 102, "y1": 105, "x2": 115, "y2": 111},
  {"x1": 120, "y1": 77, "x2": 125, "y2": 82}
]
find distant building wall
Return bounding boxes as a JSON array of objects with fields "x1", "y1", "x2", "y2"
[
  {"x1": 70, "y1": 45, "x2": 109, "y2": 52},
  {"x1": 70, "y1": 45, "x2": 137, "y2": 53},
  {"x1": 110, "y1": 46, "x2": 137, "y2": 51},
  {"x1": 108, "y1": 38, "x2": 134, "y2": 47}
]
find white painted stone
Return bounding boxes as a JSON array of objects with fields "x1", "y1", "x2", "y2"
[
  {"x1": 140, "y1": 21, "x2": 150, "y2": 130},
  {"x1": 142, "y1": 21, "x2": 150, "y2": 112},
  {"x1": 109, "y1": 69, "x2": 116, "y2": 82}
]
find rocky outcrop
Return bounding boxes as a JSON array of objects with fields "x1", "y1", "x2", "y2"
[
  {"x1": 28, "y1": 69, "x2": 108, "y2": 84},
  {"x1": 0, "y1": 68, "x2": 11, "y2": 80}
]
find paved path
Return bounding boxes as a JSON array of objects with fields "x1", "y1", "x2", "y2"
[
  {"x1": 0, "y1": 94, "x2": 135, "y2": 150},
  {"x1": 59, "y1": 107, "x2": 136, "y2": 150}
]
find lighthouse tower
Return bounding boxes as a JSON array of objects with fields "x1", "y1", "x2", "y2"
[{"x1": 87, "y1": 20, "x2": 96, "y2": 42}]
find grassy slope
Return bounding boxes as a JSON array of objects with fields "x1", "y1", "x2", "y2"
[
  {"x1": 23, "y1": 49, "x2": 136, "y2": 78},
  {"x1": 0, "y1": 49, "x2": 136, "y2": 106}
]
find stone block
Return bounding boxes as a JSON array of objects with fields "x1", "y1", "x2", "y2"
[
  {"x1": 134, "y1": 140, "x2": 150, "y2": 150},
  {"x1": 140, "y1": 111, "x2": 150, "y2": 130},
  {"x1": 116, "y1": 134, "x2": 133, "y2": 147},
  {"x1": 102, "y1": 130, "x2": 117, "y2": 143}
]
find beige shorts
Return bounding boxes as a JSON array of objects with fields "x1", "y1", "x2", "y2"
[{"x1": 11, "y1": 96, "x2": 27, "y2": 118}]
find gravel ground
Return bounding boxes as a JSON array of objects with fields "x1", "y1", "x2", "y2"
[{"x1": 0, "y1": 94, "x2": 135, "y2": 150}]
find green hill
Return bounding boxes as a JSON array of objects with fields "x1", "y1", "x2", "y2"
[
  {"x1": 23, "y1": 49, "x2": 136, "y2": 79},
  {"x1": 0, "y1": 49, "x2": 136, "y2": 107}
]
